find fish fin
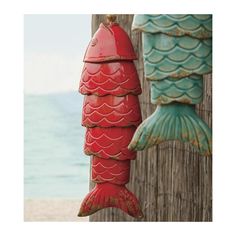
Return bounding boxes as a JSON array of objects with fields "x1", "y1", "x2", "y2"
[
  {"x1": 78, "y1": 183, "x2": 143, "y2": 219},
  {"x1": 128, "y1": 103, "x2": 212, "y2": 156}
]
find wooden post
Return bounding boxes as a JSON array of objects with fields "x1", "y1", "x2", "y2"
[{"x1": 89, "y1": 14, "x2": 212, "y2": 222}]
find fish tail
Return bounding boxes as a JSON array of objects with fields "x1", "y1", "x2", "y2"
[
  {"x1": 128, "y1": 102, "x2": 212, "y2": 156},
  {"x1": 78, "y1": 182, "x2": 143, "y2": 218}
]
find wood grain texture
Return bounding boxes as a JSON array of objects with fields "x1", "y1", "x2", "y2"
[{"x1": 89, "y1": 14, "x2": 212, "y2": 222}]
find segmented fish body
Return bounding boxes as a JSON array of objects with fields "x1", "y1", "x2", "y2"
[
  {"x1": 129, "y1": 14, "x2": 212, "y2": 156},
  {"x1": 79, "y1": 62, "x2": 142, "y2": 96},
  {"x1": 78, "y1": 20, "x2": 143, "y2": 218}
]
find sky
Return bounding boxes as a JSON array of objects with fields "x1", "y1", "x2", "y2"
[{"x1": 24, "y1": 14, "x2": 91, "y2": 94}]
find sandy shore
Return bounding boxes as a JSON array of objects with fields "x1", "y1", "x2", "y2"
[{"x1": 24, "y1": 199, "x2": 89, "y2": 222}]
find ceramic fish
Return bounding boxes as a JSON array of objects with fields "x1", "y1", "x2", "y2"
[
  {"x1": 78, "y1": 18, "x2": 143, "y2": 218},
  {"x1": 129, "y1": 14, "x2": 212, "y2": 156}
]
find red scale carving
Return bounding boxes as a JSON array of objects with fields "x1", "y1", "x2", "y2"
[
  {"x1": 82, "y1": 94, "x2": 142, "y2": 127},
  {"x1": 92, "y1": 156, "x2": 130, "y2": 185},
  {"x1": 79, "y1": 62, "x2": 142, "y2": 96},
  {"x1": 84, "y1": 127, "x2": 136, "y2": 160},
  {"x1": 78, "y1": 19, "x2": 143, "y2": 219}
]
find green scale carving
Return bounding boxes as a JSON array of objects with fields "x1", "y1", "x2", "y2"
[{"x1": 128, "y1": 14, "x2": 212, "y2": 156}]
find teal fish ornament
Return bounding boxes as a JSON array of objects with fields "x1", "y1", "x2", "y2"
[{"x1": 129, "y1": 14, "x2": 212, "y2": 156}]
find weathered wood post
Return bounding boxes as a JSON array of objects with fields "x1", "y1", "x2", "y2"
[{"x1": 89, "y1": 14, "x2": 212, "y2": 222}]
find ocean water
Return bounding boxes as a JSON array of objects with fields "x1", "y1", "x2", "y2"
[{"x1": 24, "y1": 92, "x2": 90, "y2": 199}]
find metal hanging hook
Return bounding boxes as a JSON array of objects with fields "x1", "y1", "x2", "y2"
[{"x1": 106, "y1": 14, "x2": 117, "y2": 24}]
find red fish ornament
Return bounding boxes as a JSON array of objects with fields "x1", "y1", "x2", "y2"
[{"x1": 78, "y1": 15, "x2": 143, "y2": 218}]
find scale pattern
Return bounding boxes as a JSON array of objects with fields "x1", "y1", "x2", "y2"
[
  {"x1": 132, "y1": 14, "x2": 212, "y2": 39},
  {"x1": 143, "y1": 33, "x2": 212, "y2": 80},
  {"x1": 79, "y1": 21, "x2": 143, "y2": 218},
  {"x1": 84, "y1": 127, "x2": 136, "y2": 160},
  {"x1": 82, "y1": 94, "x2": 142, "y2": 127},
  {"x1": 150, "y1": 75, "x2": 203, "y2": 104},
  {"x1": 79, "y1": 62, "x2": 141, "y2": 96},
  {"x1": 129, "y1": 14, "x2": 212, "y2": 156},
  {"x1": 92, "y1": 156, "x2": 130, "y2": 185}
]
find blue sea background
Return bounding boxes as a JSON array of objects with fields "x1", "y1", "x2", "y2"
[{"x1": 24, "y1": 92, "x2": 90, "y2": 199}]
